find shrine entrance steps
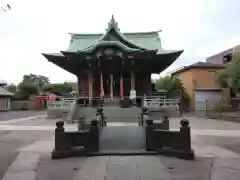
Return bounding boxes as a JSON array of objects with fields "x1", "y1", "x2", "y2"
[{"x1": 71, "y1": 106, "x2": 141, "y2": 123}]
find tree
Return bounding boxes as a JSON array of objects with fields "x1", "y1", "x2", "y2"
[
  {"x1": 6, "y1": 84, "x2": 17, "y2": 93},
  {"x1": 155, "y1": 76, "x2": 184, "y2": 92},
  {"x1": 43, "y1": 83, "x2": 72, "y2": 96},
  {"x1": 12, "y1": 74, "x2": 49, "y2": 100},
  {"x1": 217, "y1": 52, "x2": 240, "y2": 92},
  {"x1": 15, "y1": 83, "x2": 38, "y2": 100},
  {"x1": 154, "y1": 75, "x2": 190, "y2": 102},
  {"x1": 22, "y1": 74, "x2": 50, "y2": 94},
  {"x1": 155, "y1": 76, "x2": 173, "y2": 91}
]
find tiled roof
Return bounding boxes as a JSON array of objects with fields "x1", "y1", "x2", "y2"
[
  {"x1": 0, "y1": 80, "x2": 7, "y2": 86},
  {"x1": 0, "y1": 87, "x2": 14, "y2": 96},
  {"x1": 172, "y1": 62, "x2": 226, "y2": 75},
  {"x1": 66, "y1": 16, "x2": 180, "y2": 54}
]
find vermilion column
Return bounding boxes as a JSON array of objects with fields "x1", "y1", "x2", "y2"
[
  {"x1": 100, "y1": 72, "x2": 103, "y2": 101},
  {"x1": 110, "y1": 74, "x2": 113, "y2": 100},
  {"x1": 120, "y1": 72, "x2": 124, "y2": 99}
]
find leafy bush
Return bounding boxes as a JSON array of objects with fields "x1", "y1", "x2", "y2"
[
  {"x1": 214, "y1": 103, "x2": 232, "y2": 112},
  {"x1": 15, "y1": 83, "x2": 38, "y2": 100}
]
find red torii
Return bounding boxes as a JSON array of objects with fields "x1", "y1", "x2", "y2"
[{"x1": 35, "y1": 95, "x2": 57, "y2": 106}]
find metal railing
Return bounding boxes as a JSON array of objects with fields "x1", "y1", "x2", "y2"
[
  {"x1": 47, "y1": 100, "x2": 76, "y2": 110},
  {"x1": 142, "y1": 95, "x2": 180, "y2": 110}
]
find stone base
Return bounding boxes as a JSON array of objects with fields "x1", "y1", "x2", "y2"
[
  {"x1": 89, "y1": 150, "x2": 158, "y2": 156},
  {"x1": 52, "y1": 148, "x2": 195, "y2": 160},
  {"x1": 51, "y1": 148, "x2": 87, "y2": 159},
  {"x1": 157, "y1": 147, "x2": 195, "y2": 160}
]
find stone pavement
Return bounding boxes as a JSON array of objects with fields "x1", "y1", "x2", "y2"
[
  {"x1": 4, "y1": 153, "x2": 240, "y2": 180},
  {"x1": 100, "y1": 126, "x2": 145, "y2": 151},
  {"x1": 0, "y1": 111, "x2": 46, "y2": 122},
  {"x1": 1, "y1": 133, "x2": 240, "y2": 180},
  {"x1": 2, "y1": 116, "x2": 240, "y2": 179}
]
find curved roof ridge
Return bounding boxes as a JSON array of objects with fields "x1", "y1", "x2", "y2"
[
  {"x1": 77, "y1": 40, "x2": 140, "y2": 53},
  {"x1": 69, "y1": 30, "x2": 161, "y2": 37},
  {"x1": 74, "y1": 15, "x2": 155, "y2": 52}
]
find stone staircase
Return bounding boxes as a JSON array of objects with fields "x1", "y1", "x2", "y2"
[
  {"x1": 79, "y1": 88, "x2": 88, "y2": 97},
  {"x1": 70, "y1": 105, "x2": 141, "y2": 123},
  {"x1": 103, "y1": 107, "x2": 141, "y2": 122},
  {"x1": 104, "y1": 98, "x2": 120, "y2": 107}
]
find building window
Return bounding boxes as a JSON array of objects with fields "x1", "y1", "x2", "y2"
[{"x1": 209, "y1": 71, "x2": 217, "y2": 79}]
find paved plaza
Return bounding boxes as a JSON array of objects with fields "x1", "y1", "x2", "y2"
[
  {"x1": 0, "y1": 111, "x2": 46, "y2": 122},
  {"x1": 1, "y1": 115, "x2": 240, "y2": 179}
]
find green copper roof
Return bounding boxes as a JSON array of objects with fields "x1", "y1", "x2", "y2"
[
  {"x1": 78, "y1": 41, "x2": 140, "y2": 53},
  {"x1": 68, "y1": 15, "x2": 165, "y2": 53},
  {"x1": 42, "y1": 15, "x2": 184, "y2": 74},
  {"x1": 69, "y1": 32, "x2": 164, "y2": 53}
]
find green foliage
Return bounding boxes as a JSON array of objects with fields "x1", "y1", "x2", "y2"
[
  {"x1": 22, "y1": 74, "x2": 50, "y2": 94},
  {"x1": 12, "y1": 74, "x2": 49, "y2": 100},
  {"x1": 6, "y1": 84, "x2": 17, "y2": 93},
  {"x1": 14, "y1": 83, "x2": 38, "y2": 100},
  {"x1": 43, "y1": 83, "x2": 72, "y2": 96},
  {"x1": 217, "y1": 70, "x2": 229, "y2": 88},
  {"x1": 214, "y1": 102, "x2": 232, "y2": 112},
  {"x1": 11, "y1": 74, "x2": 74, "y2": 99},
  {"x1": 155, "y1": 76, "x2": 173, "y2": 91},
  {"x1": 217, "y1": 53, "x2": 240, "y2": 91},
  {"x1": 154, "y1": 76, "x2": 190, "y2": 102}
]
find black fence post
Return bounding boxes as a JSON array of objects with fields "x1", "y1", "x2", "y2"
[
  {"x1": 87, "y1": 119, "x2": 99, "y2": 152},
  {"x1": 145, "y1": 119, "x2": 155, "y2": 151},
  {"x1": 180, "y1": 119, "x2": 191, "y2": 152},
  {"x1": 54, "y1": 121, "x2": 67, "y2": 151},
  {"x1": 96, "y1": 106, "x2": 105, "y2": 127},
  {"x1": 163, "y1": 115, "x2": 169, "y2": 130},
  {"x1": 77, "y1": 115, "x2": 86, "y2": 131},
  {"x1": 140, "y1": 107, "x2": 148, "y2": 126}
]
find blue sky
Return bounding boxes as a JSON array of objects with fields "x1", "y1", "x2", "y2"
[{"x1": 1, "y1": 0, "x2": 240, "y2": 84}]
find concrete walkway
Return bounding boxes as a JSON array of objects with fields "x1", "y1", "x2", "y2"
[
  {"x1": 2, "y1": 116, "x2": 240, "y2": 179},
  {"x1": 3, "y1": 150, "x2": 240, "y2": 180},
  {"x1": 1, "y1": 129, "x2": 240, "y2": 180},
  {"x1": 0, "y1": 111, "x2": 46, "y2": 122},
  {"x1": 99, "y1": 126, "x2": 145, "y2": 151}
]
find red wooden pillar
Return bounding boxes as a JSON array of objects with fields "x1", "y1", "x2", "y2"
[
  {"x1": 100, "y1": 72, "x2": 103, "y2": 101},
  {"x1": 120, "y1": 72, "x2": 124, "y2": 99}
]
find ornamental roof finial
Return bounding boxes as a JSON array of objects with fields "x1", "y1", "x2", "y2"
[{"x1": 107, "y1": 15, "x2": 120, "y2": 31}]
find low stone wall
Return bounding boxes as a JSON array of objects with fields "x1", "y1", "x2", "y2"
[
  {"x1": 10, "y1": 100, "x2": 37, "y2": 110},
  {"x1": 52, "y1": 120, "x2": 99, "y2": 159},
  {"x1": 145, "y1": 118, "x2": 194, "y2": 160}
]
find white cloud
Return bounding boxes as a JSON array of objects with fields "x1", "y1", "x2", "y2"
[{"x1": 0, "y1": 0, "x2": 240, "y2": 83}]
